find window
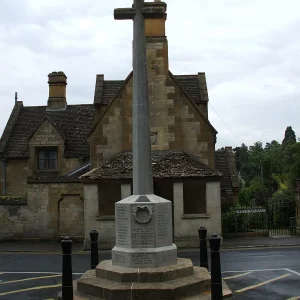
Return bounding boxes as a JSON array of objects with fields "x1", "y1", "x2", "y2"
[
  {"x1": 98, "y1": 182, "x2": 121, "y2": 216},
  {"x1": 183, "y1": 180, "x2": 206, "y2": 214},
  {"x1": 37, "y1": 148, "x2": 58, "y2": 170}
]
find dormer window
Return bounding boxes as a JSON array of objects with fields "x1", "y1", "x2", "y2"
[{"x1": 37, "y1": 147, "x2": 58, "y2": 170}]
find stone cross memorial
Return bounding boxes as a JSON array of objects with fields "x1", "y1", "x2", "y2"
[
  {"x1": 112, "y1": 0, "x2": 177, "y2": 268},
  {"x1": 74, "y1": 2, "x2": 213, "y2": 298}
]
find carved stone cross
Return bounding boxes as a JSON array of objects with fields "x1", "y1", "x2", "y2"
[
  {"x1": 114, "y1": 1, "x2": 165, "y2": 196},
  {"x1": 114, "y1": 0, "x2": 166, "y2": 21}
]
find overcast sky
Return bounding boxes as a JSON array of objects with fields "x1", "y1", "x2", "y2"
[{"x1": 0, "y1": 0, "x2": 299, "y2": 149}]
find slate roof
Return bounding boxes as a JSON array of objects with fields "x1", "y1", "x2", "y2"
[
  {"x1": 1, "y1": 71, "x2": 211, "y2": 158},
  {"x1": 94, "y1": 74, "x2": 208, "y2": 105},
  {"x1": 1, "y1": 104, "x2": 95, "y2": 158},
  {"x1": 215, "y1": 148, "x2": 239, "y2": 189},
  {"x1": 81, "y1": 151, "x2": 222, "y2": 180},
  {"x1": 215, "y1": 150, "x2": 233, "y2": 191},
  {"x1": 215, "y1": 147, "x2": 239, "y2": 203}
]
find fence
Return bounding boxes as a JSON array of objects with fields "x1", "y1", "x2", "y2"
[{"x1": 222, "y1": 199, "x2": 297, "y2": 237}]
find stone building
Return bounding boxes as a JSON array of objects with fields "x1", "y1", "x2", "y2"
[{"x1": 0, "y1": 1, "x2": 238, "y2": 247}]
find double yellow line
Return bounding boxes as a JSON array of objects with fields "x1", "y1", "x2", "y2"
[{"x1": 0, "y1": 274, "x2": 62, "y2": 297}]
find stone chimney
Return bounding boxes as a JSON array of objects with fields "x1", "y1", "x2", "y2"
[
  {"x1": 47, "y1": 71, "x2": 67, "y2": 111},
  {"x1": 144, "y1": 1, "x2": 169, "y2": 77}
]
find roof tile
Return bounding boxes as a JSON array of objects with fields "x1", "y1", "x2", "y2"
[{"x1": 82, "y1": 151, "x2": 222, "y2": 180}]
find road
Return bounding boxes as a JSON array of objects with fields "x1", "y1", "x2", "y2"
[{"x1": 0, "y1": 246, "x2": 299, "y2": 299}]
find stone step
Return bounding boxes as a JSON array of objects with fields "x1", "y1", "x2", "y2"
[
  {"x1": 96, "y1": 258, "x2": 194, "y2": 283},
  {"x1": 58, "y1": 279, "x2": 232, "y2": 300},
  {"x1": 73, "y1": 290, "x2": 213, "y2": 300},
  {"x1": 77, "y1": 266, "x2": 211, "y2": 300}
]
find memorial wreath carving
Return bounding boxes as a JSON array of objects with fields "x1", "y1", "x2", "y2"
[{"x1": 132, "y1": 205, "x2": 153, "y2": 224}]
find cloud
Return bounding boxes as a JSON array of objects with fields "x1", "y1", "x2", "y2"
[{"x1": 0, "y1": 0, "x2": 300, "y2": 150}]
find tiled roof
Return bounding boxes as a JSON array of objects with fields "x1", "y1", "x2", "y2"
[
  {"x1": 215, "y1": 150, "x2": 233, "y2": 191},
  {"x1": 102, "y1": 81, "x2": 124, "y2": 105},
  {"x1": 27, "y1": 175, "x2": 83, "y2": 184},
  {"x1": 215, "y1": 148, "x2": 239, "y2": 203},
  {"x1": 2, "y1": 104, "x2": 95, "y2": 158},
  {"x1": 94, "y1": 73, "x2": 208, "y2": 105},
  {"x1": 81, "y1": 151, "x2": 222, "y2": 180},
  {"x1": 175, "y1": 75, "x2": 202, "y2": 104}
]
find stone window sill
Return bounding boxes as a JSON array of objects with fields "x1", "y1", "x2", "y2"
[
  {"x1": 96, "y1": 215, "x2": 115, "y2": 221},
  {"x1": 35, "y1": 169, "x2": 60, "y2": 174},
  {"x1": 181, "y1": 214, "x2": 210, "y2": 219}
]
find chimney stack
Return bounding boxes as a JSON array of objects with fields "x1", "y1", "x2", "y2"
[
  {"x1": 144, "y1": 1, "x2": 169, "y2": 77},
  {"x1": 144, "y1": 1, "x2": 167, "y2": 38},
  {"x1": 47, "y1": 71, "x2": 67, "y2": 111}
]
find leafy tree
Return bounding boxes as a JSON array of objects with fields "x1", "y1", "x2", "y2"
[
  {"x1": 282, "y1": 126, "x2": 296, "y2": 146},
  {"x1": 233, "y1": 127, "x2": 299, "y2": 207}
]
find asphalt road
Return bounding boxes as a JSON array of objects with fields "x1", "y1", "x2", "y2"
[{"x1": 0, "y1": 247, "x2": 299, "y2": 299}]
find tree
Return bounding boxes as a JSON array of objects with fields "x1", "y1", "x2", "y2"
[{"x1": 282, "y1": 126, "x2": 296, "y2": 146}]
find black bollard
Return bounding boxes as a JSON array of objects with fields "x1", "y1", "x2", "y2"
[
  {"x1": 198, "y1": 226, "x2": 208, "y2": 270},
  {"x1": 61, "y1": 236, "x2": 73, "y2": 300},
  {"x1": 90, "y1": 229, "x2": 99, "y2": 269},
  {"x1": 209, "y1": 234, "x2": 223, "y2": 300}
]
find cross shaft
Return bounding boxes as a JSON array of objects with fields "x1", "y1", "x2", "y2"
[{"x1": 114, "y1": 0, "x2": 158, "y2": 196}]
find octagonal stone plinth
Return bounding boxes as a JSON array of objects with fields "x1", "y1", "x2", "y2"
[
  {"x1": 76, "y1": 259, "x2": 212, "y2": 300},
  {"x1": 96, "y1": 258, "x2": 194, "y2": 283},
  {"x1": 112, "y1": 194, "x2": 177, "y2": 268}
]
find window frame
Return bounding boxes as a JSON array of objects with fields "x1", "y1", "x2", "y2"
[{"x1": 36, "y1": 147, "x2": 58, "y2": 171}]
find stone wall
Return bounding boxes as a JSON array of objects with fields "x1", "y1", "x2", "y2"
[
  {"x1": 173, "y1": 181, "x2": 221, "y2": 248},
  {"x1": 5, "y1": 159, "x2": 28, "y2": 196},
  {"x1": 28, "y1": 118, "x2": 81, "y2": 176},
  {"x1": 89, "y1": 101, "x2": 123, "y2": 168},
  {"x1": 90, "y1": 37, "x2": 216, "y2": 169},
  {"x1": 1, "y1": 118, "x2": 82, "y2": 198},
  {"x1": 0, "y1": 182, "x2": 84, "y2": 240},
  {"x1": 83, "y1": 180, "x2": 221, "y2": 250}
]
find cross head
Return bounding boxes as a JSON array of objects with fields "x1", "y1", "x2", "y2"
[{"x1": 114, "y1": 0, "x2": 166, "y2": 21}]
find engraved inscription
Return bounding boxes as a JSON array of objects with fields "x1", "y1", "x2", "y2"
[
  {"x1": 116, "y1": 205, "x2": 129, "y2": 246},
  {"x1": 114, "y1": 253, "x2": 127, "y2": 265},
  {"x1": 131, "y1": 252, "x2": 153, "y2": 266},
  {"x1": 132, "y1": 227, "x2": 154, "y2": 247},
  {"x1": 131, "y1": 204, "x2": 155, "y2": 247},
  {"x1": 157, "y1": 204, "x2": 169, "y2": 239}
]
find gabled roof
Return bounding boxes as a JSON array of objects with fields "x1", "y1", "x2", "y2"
[
  {"x1": 1, "y1": 104, "x2": 95, "y2": 158},
  {"x1": 169, "y1": 71, "x2": 217, "y2": 134},
  {"x1": 27, "y1": 116, "x2": 66, "y2": 141},
  {"x1": 91, "y1": 71, "x2": 217, "y2": 135},
  {"x1": 93, "y1": 73, "x2": 210, "y2": 106},
  {"x1": 1, "y1": 72, "x2": 215, "y2": 159},
  {"x1": 81, "y1": 150, "x2": 222, "y2": 180}
]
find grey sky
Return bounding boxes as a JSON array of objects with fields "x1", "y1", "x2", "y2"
[{"x1": 0, "y1": 0, "x2": 299, "y2": 149}]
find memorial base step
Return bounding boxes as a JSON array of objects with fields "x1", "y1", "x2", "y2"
[{"x1": 75, "y1": 258, "x2": 214, "y2": 300}]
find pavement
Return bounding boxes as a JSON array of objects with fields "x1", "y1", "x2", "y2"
[{"x1": 0, "y1": 235, "x2": 299, "y2": 253}]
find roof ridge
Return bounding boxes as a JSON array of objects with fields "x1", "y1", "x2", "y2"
[
  {"x1": 0, "y1": 101, "x2": 23, "y2": 155},
  {"x1": 169, "y1": 71, "x2": 218, "y2": 134}
]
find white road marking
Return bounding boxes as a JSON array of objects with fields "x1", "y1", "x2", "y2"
[
  {"x1": 222, "y1": 268, "x2": 285, "y2": 273},
  {"x1": 254, "y1": 255, "x2": 285, "y2": 258},
  {"x1": 285, "y1": 269, "x2": 300, "y2": 277}
]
